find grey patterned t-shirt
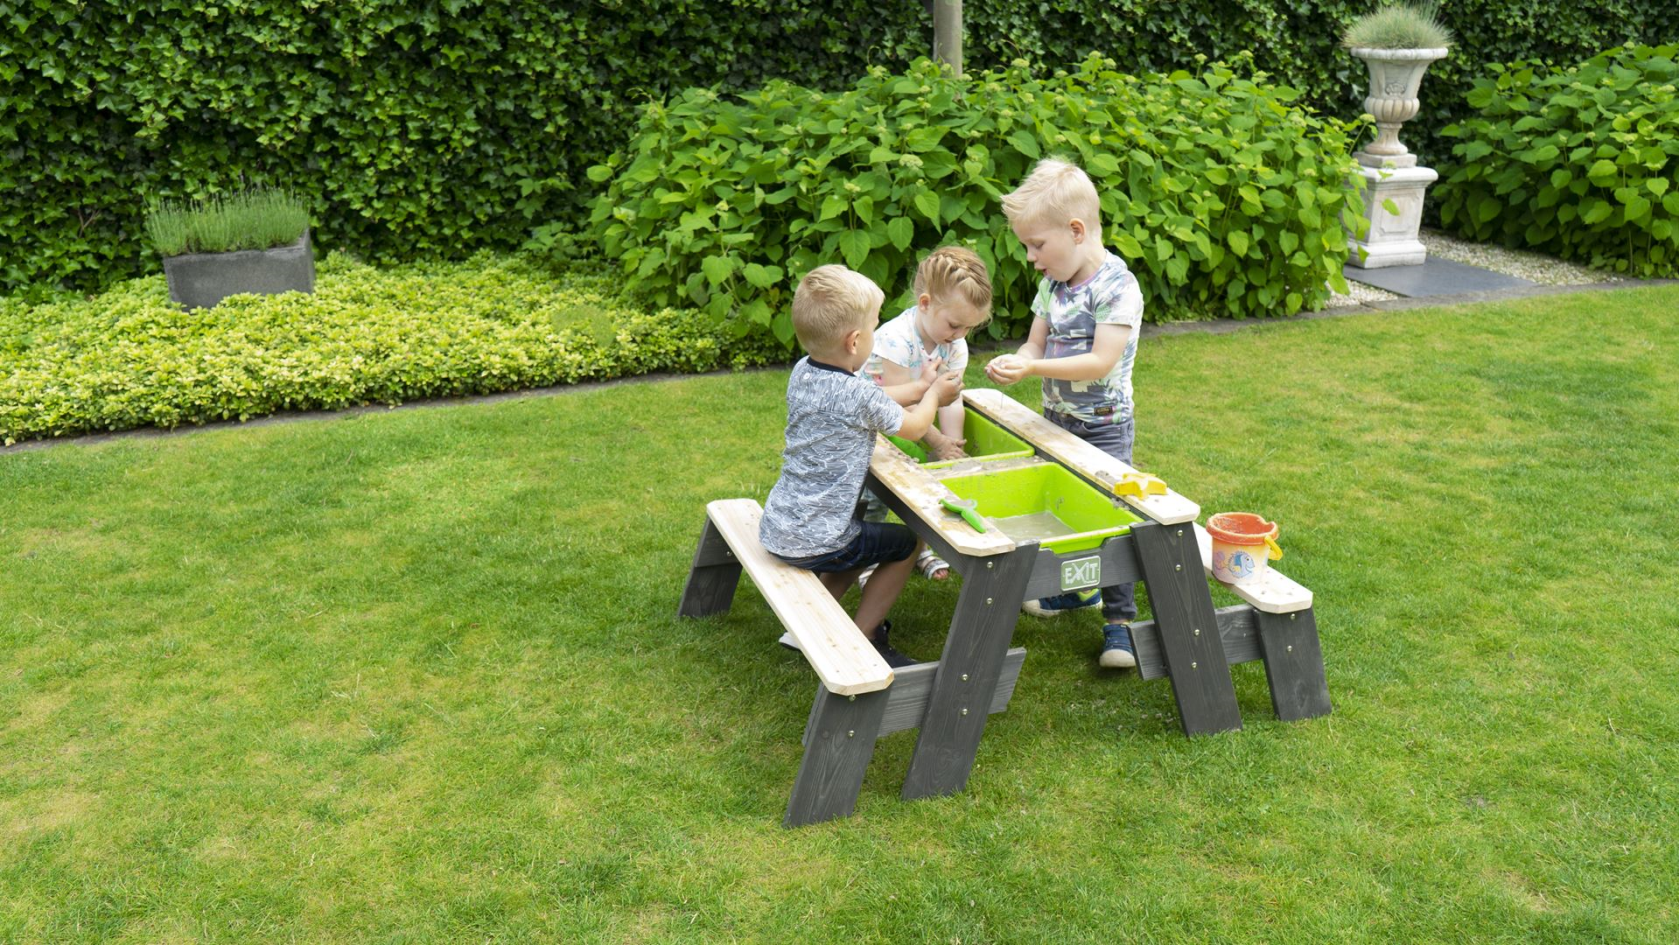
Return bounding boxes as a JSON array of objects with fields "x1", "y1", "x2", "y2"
[
  {"x1": 1036, "y1": 250, "x2": 1145, "y2": 424},
  {"x1": 760, "y1": 357, "x2": 904, "y2": 558}
]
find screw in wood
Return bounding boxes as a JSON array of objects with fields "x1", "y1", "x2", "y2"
[
  {"x1": 848, "y1": 730, "x2": 855, "y2": 738},
  {"x1": 848, "y1": 695, "x2": 855, "y2": 702},
  {"x1": 1194, "y1": 628, "x2": 1200, "y2": 636},
  {"x1": 987, "y1": 561, "x2": 994, "y2": 569},
  {"x1": 1177, "y1": 529, "x2": 1183, "y2": 537},
  {"x1": 961, "y1": 674, "x2": 969, "y2": 682},
  {"x1": 1287, "y1": 645, "x2": 1294, "y2": 653},
  {"x1": 960, "y1": 707, "x2": 969, "y2": 715},
  {"x1": 1175, "y1": 564, "x2": 1182, "y2": 572},
  {"x1": 1191, "y1": 661, "x2": 1198, "y2": 669},
  {"x1": 986, "y1": 597, "x2": 992, "y2": 605}
]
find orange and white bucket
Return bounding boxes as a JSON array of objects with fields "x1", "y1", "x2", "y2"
[{"x1": 1207, "y1": 512, "x2": 1283, "y2": 585}]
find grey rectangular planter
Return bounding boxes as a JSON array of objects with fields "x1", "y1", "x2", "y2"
[{"x1": 162, "y1": 230, "x2": 316, "y2": 310}]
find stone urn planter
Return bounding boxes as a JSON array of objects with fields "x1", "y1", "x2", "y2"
[
  {"x1": 1347, "y1": 47, "x2": 1449, "y2": 268},
  {"x1": 162, "y1": 229, "x2": 316, "y2": 310}
]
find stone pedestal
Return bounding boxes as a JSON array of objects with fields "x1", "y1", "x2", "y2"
[{"x1": 1348, "y1": 155, "x2": 1437, "y2": 269}]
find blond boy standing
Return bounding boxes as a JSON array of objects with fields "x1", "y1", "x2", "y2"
[
  {"x1": 760, "y1": 265, "x2": 962, "y2": 666},
  {"x1": 985, "y1": 158, "x2": 1145, "y2": 669}
]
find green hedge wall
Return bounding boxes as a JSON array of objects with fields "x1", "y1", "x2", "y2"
[{"x1": 5, "y1": 1, "x2": 1674, "y2": 293}]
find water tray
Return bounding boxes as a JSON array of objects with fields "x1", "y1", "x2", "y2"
[
  {"x1": 942, "y1": 462, "x2": 1142, "y2": 554},
  {"x1": 887, "y1": 407, "x2": 1033, "y2": 468}
]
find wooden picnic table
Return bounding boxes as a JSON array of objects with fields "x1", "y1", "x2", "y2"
[{"x1": 679, "y1": 387, "x2": 1330, "y2": 826}]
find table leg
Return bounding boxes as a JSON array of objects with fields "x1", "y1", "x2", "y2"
[
  {"x1": 901, "y1": 543, "x2": 1037, "y2": 800},
  {"x1": 1130, "y1": 521, "x2": 1243, "y2": 736}
]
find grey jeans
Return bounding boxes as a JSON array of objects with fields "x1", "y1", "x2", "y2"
[{"x1": 1045, "y1": 410, "x2": 1138, "y2": 624}]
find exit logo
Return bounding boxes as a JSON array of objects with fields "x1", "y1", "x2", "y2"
[{"x1": 1060, "y1": 556, "x2": 1101, "y2": 591}]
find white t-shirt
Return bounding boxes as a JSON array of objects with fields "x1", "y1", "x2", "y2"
[{"x1": 860, "y1": 306, "x2": 969, "y2": 386}]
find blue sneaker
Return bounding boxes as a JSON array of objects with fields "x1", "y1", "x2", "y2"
[
  {"x1": 1022, "y1": 588, "x2": 1101, "y2": 618},
  {"x1": 1100, "y1": 623, "x2": 1137, "y2": 669}
]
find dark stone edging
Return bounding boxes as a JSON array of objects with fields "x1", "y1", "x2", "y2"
[{"x1": 4, "y1": 277, "x2": 1674, "y2": 456}]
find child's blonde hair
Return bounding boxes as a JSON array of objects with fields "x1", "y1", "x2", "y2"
[
  {"x1": 791, "y1": 264, "x2": 883, "y2": 353},
  {"x1": 914, "y1": 246, "x2": 992, "y2": 320},
  {"x1": 1001, "y1": 157, "x2": 1103, "y2": 239}
]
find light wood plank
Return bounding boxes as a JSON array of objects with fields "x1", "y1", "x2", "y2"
[
  {"x1": 869, "y1": 435, "x2": 1017, "y2": 557},
  {"x1": 1193, "y1": 523, "x2": 1313, "y2": 614},
  {"x1": 961, "y1": 389, "x2": 1201, "y2": 525},
  {"x1": 706, "y1": 500, "x2": 894, "y2": 695}
]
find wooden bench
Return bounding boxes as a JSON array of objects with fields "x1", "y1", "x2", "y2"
[
  {"x1": 961, "y1": 388, "x2": 1330, "y2": 730},
  {"x1": 1124, "y1": 524, "x2": 1330, "y2": 723},
  {"x1": 678, "y1": 499, "x2": 1027, "y2": 827}
]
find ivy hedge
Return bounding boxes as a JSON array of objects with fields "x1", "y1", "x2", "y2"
[
  {"x1": 0, "y1": 255, "x2": 778, "y2": 445},
  {"x1": 1436, "y1": 44, "x2": 1679, "y2": 277},
  {"x1": 5, "y1": 1, "x2": 1674, "y2": 294},
  {"x1": 590, "y1": 56, "x2": 1363, "y2": 340}
]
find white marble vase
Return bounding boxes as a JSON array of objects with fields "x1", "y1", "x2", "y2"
[{"x1": 1347, "y1": 47, "x2": 1448, "y2": 269}]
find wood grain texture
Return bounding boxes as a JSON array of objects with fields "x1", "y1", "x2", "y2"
[
  {"x1": 962, "y1": 389, "x2": 1201, "y2": 525},
  {"x1": 704, "y1": 499, "x2": 893, "y2": 696}
]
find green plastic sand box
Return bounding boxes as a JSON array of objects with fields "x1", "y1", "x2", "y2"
[
  {"x1": 887, "y1": 408, "x2": 1033, "y2": 467},
  {"x1": 941, "y1": 462, "x2": 1142, "y2": 553}
]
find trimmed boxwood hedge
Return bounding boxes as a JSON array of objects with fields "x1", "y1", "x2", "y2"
[
  {"x1": 0, "y1": 255, "x2": 778, "y2": 445},
  {"x1": 5, "y1": 1, "x2": 1675, "y2": 293}
]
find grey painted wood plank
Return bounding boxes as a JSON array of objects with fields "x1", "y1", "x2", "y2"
[
  {"x1": 1132, "y1": 605, "x2": 1260, "y2": 681},
  {"x1": 1130, "y1": 522, "x2": 1243, "y2": 736},
  {"x1": 784, "y1": 685, "x2": 890, "y2": 828},
  {"x1": 877, "y1": 648, "x2": 1027, "y2": 738},
  {"x1": 677, "y1": 517, "x2": 742, "y2": 618},
  {"x1": 1020, "y1": 537, "x2": 1143, "y2": 599},
  {"x1": 1256, "y1": 608, "x2": 1333, "y2": 722},
  {"x1": 901, "y1": 541, "x2": 1038, "y2": 800}
]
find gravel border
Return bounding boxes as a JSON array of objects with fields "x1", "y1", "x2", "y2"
[{"x1": 1416, "y1": 228, "x2": 1626, "y2": 286}]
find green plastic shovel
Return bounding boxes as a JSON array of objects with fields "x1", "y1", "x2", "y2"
[{"x1": 940, "y1": 497, "x2": 987, "y2": 533}]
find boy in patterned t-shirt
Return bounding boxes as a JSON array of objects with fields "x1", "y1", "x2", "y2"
[
  {"x1": 985, "y1": 158, "x2": 1146, "y2": 670},
  {"x1": 759, "y1": 265, "x2": 963, "y2": 667}
]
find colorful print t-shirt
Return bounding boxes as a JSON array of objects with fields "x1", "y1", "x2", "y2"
[{"x1": 1035, "y1": 250, "x2": 1145, "y2": 425}]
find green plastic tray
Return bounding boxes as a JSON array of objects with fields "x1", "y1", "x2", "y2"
[
  {"x1": 941, "y1": 461, "x2": 1142, "y2": 554},
  {"x1": 887, "y1": 408, "x2": 1033, "y2": 468}
]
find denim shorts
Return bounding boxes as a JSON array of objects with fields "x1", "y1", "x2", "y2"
[{"x1": 772, "y1": 520, "x2": 917, "y2": 574}]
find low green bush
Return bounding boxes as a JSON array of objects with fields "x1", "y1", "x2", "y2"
[
  {"x1": 588, "y1": 56, "x2": 1365, "y2": 345},
  {"x1": 0, "y1": 255, "x2": 778, "y2": 445},
  {"x1": 1436, "y1": 43, "x2": 1679, "y2": 276}
]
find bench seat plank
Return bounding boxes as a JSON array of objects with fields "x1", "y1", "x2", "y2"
[
  {"x1": 961, "y1": 389, "x2": 1201, "y2": 526},
  {"x1": 1192, "y1": 523, "x2": 1313, "y2": 614},
  {"x1": 705, "y1": 499, "x2": 894, "y2": 695}
]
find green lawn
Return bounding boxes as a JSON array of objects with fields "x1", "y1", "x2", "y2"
[{"x1": 3, "y1": 286, "x2": 1676, "y2": 943}]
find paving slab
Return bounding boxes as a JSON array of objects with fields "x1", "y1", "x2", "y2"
[{"x1": 1344, "y1": 257, "x2": 1534, "y2": 297}]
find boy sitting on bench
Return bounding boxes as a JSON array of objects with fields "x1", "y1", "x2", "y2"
[{"x1": 759, "y1": 264, "x2": 963, "y2": 667}]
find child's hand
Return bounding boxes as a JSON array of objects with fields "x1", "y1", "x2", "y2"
[
  {"x1": 918, "y1": 357, "x2": 945, "y2": 388},
  {"x1": 986, "y1": 354, "x2": 1030, "y2": 385},
  {"x1": 928, "y1": 436, "x2": 968, "y2": 462},
  {"x1": 932, "y1": 370, "x2": 963, "y2": 406}
]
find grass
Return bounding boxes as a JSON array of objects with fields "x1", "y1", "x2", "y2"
[
  {"x1": 144, "y1": 189, "x2": 310, "y2": 257},
  {"x1": 1341, "y1": 2, "x2": 1454, "y2": 50},
  {"x1": 2, "y1": 286, "x2": 1677, "y2": 942}
]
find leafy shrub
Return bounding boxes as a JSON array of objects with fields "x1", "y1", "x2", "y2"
[
  {"x1": 9, "y1": 0, "x2": 1673, "y2": 295},
  {"x1": 145, "y1": 190, "x2": 310, "y2": 257},
  {"x1": 588, "y1": 56, "x2": 1365, "y2": 344},
  {"x1": 0, "y1": 255, "x2": 778, "y2": 444},
  {"x1": 1436, "y1": 44, "x2": 1679, "y2": 276}
]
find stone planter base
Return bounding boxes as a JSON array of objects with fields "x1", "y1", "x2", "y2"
[
  {"x1": 1348, "y1": 165, "x2": 1437, "y2": 269},
  {"x1": 163, "y1": 231, "x2": 315, "y2": 309}
]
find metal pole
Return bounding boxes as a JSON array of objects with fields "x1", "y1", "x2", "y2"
[{"x1": 932, "y1": 0, "x2": 963, "y2": 77}]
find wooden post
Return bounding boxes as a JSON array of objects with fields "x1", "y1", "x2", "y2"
[
  {"x1": 785, "y1": 686, "x2": 890, "y2": 827},
  {"x1": 1255, "y1": 608, "x2": 1332, "y2": 722},
  {"x1": 1130, "y1": 522, "x2": 1243, "y2": 736},
  {"x1": 677, "y1": 516, "x2": 741, "y2": 618},
  {"x1": 932, "y1": 0, "x2": 963, "y2": 76},
  {"x1": 901, "y1": 542, "x2": 1036, "y2": 800}
]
